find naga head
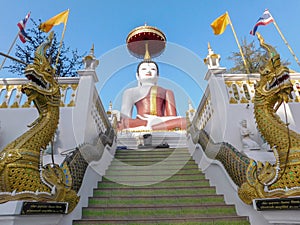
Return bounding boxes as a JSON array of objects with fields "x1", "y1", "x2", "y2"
[
  {"x1": 255, "y1": 32, "x2": 292, "y2": 106},
  {"x1": 22, "y1": 31, "x2": 59, "y2": 97}
]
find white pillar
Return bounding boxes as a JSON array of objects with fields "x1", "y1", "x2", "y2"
[{"x1": 72, "y1": 45, "x2": 99, "y2": 145}]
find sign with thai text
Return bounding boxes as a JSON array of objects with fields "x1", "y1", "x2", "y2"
[
  {"x1": 21, "y1": 202, "x2": 68, "y2": 215},
  {"x1": 254, "y1": 197, "x2": 300, "y2": 211}
]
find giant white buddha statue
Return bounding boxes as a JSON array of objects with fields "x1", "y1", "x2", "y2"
[{"x1": 118, "y1": 58, "x2": 186, "y2": 131}]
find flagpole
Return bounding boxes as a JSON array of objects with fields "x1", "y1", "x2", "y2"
[
  {"x1": 0, "y1": 33, "x2": 19, "y2": 70},
  {"x1": 271, "y1": 17, "x2": 300, "y2": 67},
  {"x1": 226, "y1": 12, "x2": 250, "y2": 74},
  {"x1": 55, "y1": 9, "x2": 69, "y2": 73}
]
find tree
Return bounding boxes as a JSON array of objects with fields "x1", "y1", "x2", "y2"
[
  {"x1": 227, "y1": 37, "x2": 290, "y2": 74},
  {"x1": 6, "y1": 18, "x2": 84, "y2": 77}
]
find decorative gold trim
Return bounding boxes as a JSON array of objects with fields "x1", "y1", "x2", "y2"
[
  {"x1": 0, "y1": 102, "x2": 7, "y2": 108},
  {"x1": 144, "y1": 42, "x2": 151, "y2": 61},
  {"x1": 246, "y1": 80, "x2": 255, "y2": 85},
  {"x1": 22, "y1": 101, "x2": 31, "y2": 108},
  {"x1": 126, "y1": 25, "x2": 166, "y2": 43},
  {"x1": 229, "y1": 97, "x2": 238, "y2": 104},
  {"x1": 60, "y1": 84, "x2": 68, "y2": 91},
  {"x1": 67, "y1": 100, "x2": 75, "y2": 107},
  {"x1": 240, "y1": 96, "x2": 249, "y2": 104},
  {"x1": 225, "y1": 81, "x2": 232, "y2": 88},
  {"x1": 10, "y1": 102, "x2": 19, "y2": 108},
  {"x1": 236, "y1": 81, "x2": 243, "y2": 87},
  {"x1": 150, "y1": 86, "x2": 158, "y2": 115},
  {"x1": 17, "y1": 86, "x2": 22, "y2": 92},
  {"x1": 6, "y1": 85, "x2": 13, "y2": 92},
  {"x1": 71, "y1": 84, "x2": 78, "y2": 91}
]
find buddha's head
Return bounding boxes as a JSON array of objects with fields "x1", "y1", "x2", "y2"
[{"x1": 136, "y1": 61, "x2": 159, "y2": 86}]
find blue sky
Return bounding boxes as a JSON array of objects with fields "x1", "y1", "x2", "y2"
[{"x1": 0, "y1": 0, "x2": 299, "y2": 116}]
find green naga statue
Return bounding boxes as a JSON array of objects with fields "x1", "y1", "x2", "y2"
[
  {"x1": 191, "y1": 32, "x2": 300, "y2": 205},
  {"x1": 0, "y1": 32, "x2": 101, "y2": 213}
]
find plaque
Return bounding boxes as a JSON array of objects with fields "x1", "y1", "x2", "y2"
[
  {"x1": 254, "y1": 197, "x2": 300, "y2": 211},
  {"x1": 21, "y1": 201, "x2": 68, "y2": 215}
]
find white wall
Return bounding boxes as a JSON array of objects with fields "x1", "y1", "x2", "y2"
[{"x1": 0, "y1": 107, "x2": 77, "y2": 152}]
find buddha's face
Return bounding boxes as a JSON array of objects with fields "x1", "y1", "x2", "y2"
[{"x1": 137, "y1": 62, "x2": 158, "y2": 85}]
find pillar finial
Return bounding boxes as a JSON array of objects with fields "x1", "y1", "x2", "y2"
[
  {"x1": 83, "y1": 44, "x2": 99, "y2": 70},
  {"x1": 204, "y1": 43, "x2": 221, "y2": 69}
]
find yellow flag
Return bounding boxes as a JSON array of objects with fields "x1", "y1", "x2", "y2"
[
  {"x1": 210, "y1": 12, "x2": 229, "y2": 35},
  {"x1": 39, "y1": 9, "x2": 69, "y2": 33}
]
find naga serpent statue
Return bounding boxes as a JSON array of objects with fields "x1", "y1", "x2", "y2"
[
  {"x1": 191, "y1": 32, "x2": 300, "y2": 204},
  {"x1": 0, "y1": 32, "x2": 105, "y2": 213}
]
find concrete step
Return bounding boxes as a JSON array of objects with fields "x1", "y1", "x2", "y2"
[
  {"x1": 105, "y1": 168, "x2": 203, "y2": 176},
  {"x1": 80, "y1": 204, "x2": 239, "y2": 219},
  {"x1": 93, "y1": 186, "x2": 218, "y2": 197},
  {"x1": 102, "y1": 174, "x2": 207, "y2": 182},
  {"x1": 88, "y1": 194, "x2": 226, "y2": 207},
  {"x1": 107, "y1": 163, "x2": 200, "y2": 170},
  {"x1": 98, "y1": 179, "x2": 210, "y2": 188},
  {"x1": 74, "y1": 216, "x2": 249, "y2": 225}
]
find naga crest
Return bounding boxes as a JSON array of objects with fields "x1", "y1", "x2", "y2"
[
  {"x1": 255, "y1": 32, "x2": 292, "y2": 107},
  {"x1": 23, "y1": 31, "x2": 59, "y2": 100}
]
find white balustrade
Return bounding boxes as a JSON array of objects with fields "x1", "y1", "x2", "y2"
[{"x1": 0, "y1": 77, "x2": 80, "y2": 108}]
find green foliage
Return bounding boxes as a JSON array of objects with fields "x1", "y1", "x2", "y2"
[
  {"x1": 227, "y1": 37, "x2": 290, "y2": 74},
  {"x1": 6, "y1": 18, "x2": 84, "y2": 77}
]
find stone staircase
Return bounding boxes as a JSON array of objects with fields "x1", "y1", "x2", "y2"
[{"x1": 73, "y1": 148, "x2": 249, "y2": 225}]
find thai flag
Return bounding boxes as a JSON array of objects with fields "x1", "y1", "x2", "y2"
[
  {"x1": 250, "y1": 9, "x2": 274, "y2": 35},
  {"x1": 17, "y1": 12, "x2": 31, "y2": 43}
]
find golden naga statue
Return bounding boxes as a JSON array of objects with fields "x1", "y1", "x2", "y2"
[
  {"x1": 191, "y1": 33, "x2": 300, "y2": 205},
  {"x1": 238, "y1": 32, "x2": 300, "y2": 203},
  {"x1": 0, "y1": 32, "x2": 81, "y2": 213}
]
